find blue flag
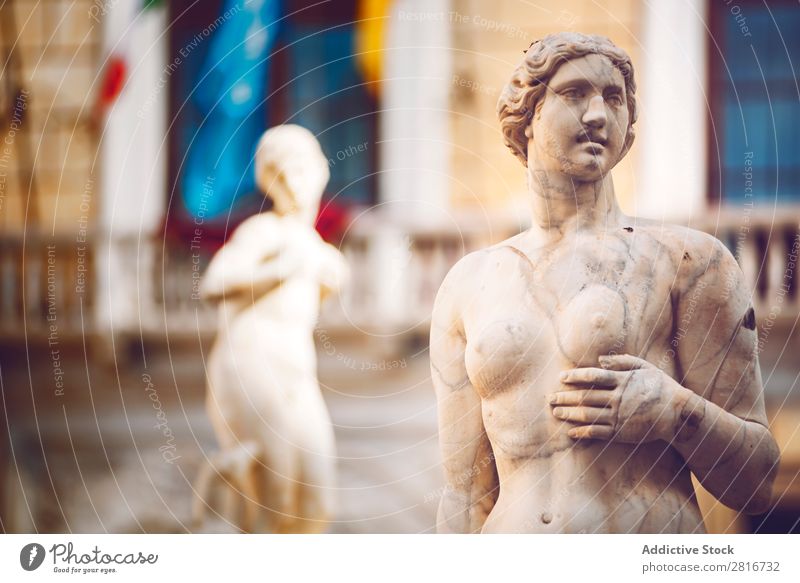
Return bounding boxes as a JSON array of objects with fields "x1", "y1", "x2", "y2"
[{"x1": 182, "y1": 0, "x2": 280, "y2": 220}]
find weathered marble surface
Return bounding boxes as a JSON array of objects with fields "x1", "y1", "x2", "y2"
[
  {"x1": 195, "y1": 125, "x2": 347, "y2": 533},
  {"x1": 431, "y1": 33, "x2": 780, "y2": 534}
]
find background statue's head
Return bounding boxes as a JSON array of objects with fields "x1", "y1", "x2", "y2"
[
  {"x1": 255, "y1": 124, "x2": 330, "y2": 220},
  {"x1": 497, "y1": 32, "x2": 637, "y2": 180}
]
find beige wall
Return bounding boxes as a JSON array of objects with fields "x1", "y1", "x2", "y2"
[
  {"x1": 0, "y1": 0, "x2": 98, "y2": 233},
  {"x1": 448, "y1": 0, "x2": 641, "y2": 215}
]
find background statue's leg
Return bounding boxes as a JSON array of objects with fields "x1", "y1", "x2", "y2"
[{"x1": 294, "y1": 409, "x2": 336, "y2": 534}]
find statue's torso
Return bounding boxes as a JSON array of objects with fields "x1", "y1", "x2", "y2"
[
  {"x1": 207, "y1": 219, "x2": 330, "y2": 427},
  {"x1": 462, "y1": 226, "x2": 705, "y2": 533}
]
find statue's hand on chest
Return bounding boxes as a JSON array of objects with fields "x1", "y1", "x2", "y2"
[{"x1": 549, "y1": 354, "x2": 687, "y2": 445}]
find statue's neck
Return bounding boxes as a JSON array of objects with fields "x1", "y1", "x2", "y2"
[
  {"x1": 270, "y1": 197, "x2": 319, "y2": 227},
  {"x1": 527, "y1": 166, "x2": 622, "y2": 241}
]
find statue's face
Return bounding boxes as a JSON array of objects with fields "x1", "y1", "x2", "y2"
[
  {"x1": 528, "y1": 53, "x2": 629, "y2": 181},
  {"x1": 257, "y1": 153, "x2": 328, "y2": 220}
]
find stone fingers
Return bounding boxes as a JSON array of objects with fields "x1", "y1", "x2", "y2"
[
  {"x1": 560, "y1": 367, "x2": 619, "y2": 387},
  {"x1": 567, "y1": 425, "x2": 615, "y2": 440},
  {"x1": 598, "y1": 353, "x2": 653, "y2": 371},
  {"x1": 552, "y1": 406, "x2": 614, "y2": 424},
  {"x1": 549, "y1": 389, "x2": 613, "y2": 407}
]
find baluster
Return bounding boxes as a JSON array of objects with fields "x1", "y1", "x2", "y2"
[
  {"x1": 411, "y1": 237, "x2": 432, "y2": 325},
  {"x1": 0, "y1": 244, "x2": 13, "y2": 331},
  {"x1": 738, "y1": 228, "x2": 761, "y2": 315},
  {"x1": 139, "y1": 238, "x2": 157, "y2": 332},
  {"x1": 26, "y1": 239, "x2": 43, "y2": 331},
  {"x1": 786, "y1": 225, "x2": 800, "y2": 315},
  {"x1": 356, "y1": 236, "x2": 371, "y2": 322},
  {"x1": 767, "y1": 226, "x2": 788, "y2": 324}
]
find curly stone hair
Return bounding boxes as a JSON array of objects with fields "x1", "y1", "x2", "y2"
[{"x1": 497, "y1": 32, "x2": 638, "y2": 166}]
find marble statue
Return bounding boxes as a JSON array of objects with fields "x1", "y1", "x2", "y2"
[
  {"x1": 430, "y1": 33, "x2": 780, "y2": 533},
  {"x1": 194, "y1": 125, "x2": 347, "y2": 533}
]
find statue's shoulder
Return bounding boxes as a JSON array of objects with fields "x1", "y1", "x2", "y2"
[
  {"x1": 434, "y1": 248, "x2": 494, "y2": 313},
  {"x1": 443, "y1": 248, "x2": 490, "y2": 286},
  {"x1": 632, "y1": 218, "x2": 728, "y2": 260},
  {"x1": 635, "y1": 218, "x2": 741, "y2": 294},
  {"x1": 436, "y1": 233, "x2": 531, "y2": 312}
]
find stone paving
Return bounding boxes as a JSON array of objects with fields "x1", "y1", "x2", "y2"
[
  {"x1": 2, "y1": 338, "x2": 443, "y2": 533},
  {"x1": 4, "y1": 331, "x2": 798, "y2": 533}
]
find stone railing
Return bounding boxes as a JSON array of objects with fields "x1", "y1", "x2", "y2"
[
  {"x1": 135, "y1": 212, "x2": 516, "y2": 339},
  {"x1": 697, "y1": 210, "x2": 800, "y2": 327},
  {"x1": 1, "y1": 211, "x2": 798, "y2": 343},
  {"x1": 0, "y1": 232, "x2": 94, "y2": 343}
]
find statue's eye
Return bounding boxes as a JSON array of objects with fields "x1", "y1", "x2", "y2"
[
  {"x1": 606, "y1": 93, "x2": 624, "y2": 106},
  {"x1": 560, "y1": 88, "x2": 581, "y2": 99}
]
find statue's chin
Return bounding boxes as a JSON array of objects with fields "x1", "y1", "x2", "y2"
[
  {"x1": 562, "y1": 158, "x2": 619, "y2": 183},
  {"x1": 563, "y1": 166, "x2": 606, "y2": 183},
  {"x1": 529, "y1": 153, "x2": 617, "y2": 184}
]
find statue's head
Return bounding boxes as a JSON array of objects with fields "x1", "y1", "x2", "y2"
[
  {"x1": 497, "y1": 32, "x2": 637, "y2": 181},
  {"x1": 255, "y1": 124, "x2": 330, "y2": 220}
]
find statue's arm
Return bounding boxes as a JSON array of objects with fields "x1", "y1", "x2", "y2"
[
  {"x1": 671, "y1": 238, "x2": 780, "y2": 514},
  {"x1": 200, "y1": 216, "x2": 301, "y2": 302},
  {"x1": 317, "y1": 242, "x2": 349, "y2": 301},
  {"x1": 431, "y1": 257, "x2": 499, "y2": 533}
]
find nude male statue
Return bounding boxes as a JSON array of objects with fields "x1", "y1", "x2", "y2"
[
  {"x1": 194, "y1": 125, "x2": 347, "y2": 533},
  {"x1": 431, "y1": 32, "x2": 780, "y2": 533}
]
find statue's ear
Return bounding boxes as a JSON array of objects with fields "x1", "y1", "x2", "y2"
[{"x1": 523, "y1": 103, "x2": 537, "y2": 139}]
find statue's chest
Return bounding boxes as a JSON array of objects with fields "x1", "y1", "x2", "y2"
[
  {"x1": 536, "y1": 242, "x2": 664, "y2": 365},
  {"x1": 464, "y1": 241, "x2": 673, "y2": 399}
]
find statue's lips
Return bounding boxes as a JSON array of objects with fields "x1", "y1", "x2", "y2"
[
  {"x1": 580, "y1": 141, "x2": 607, "y2": 153},
  {"x1": 576, "y1": 135, "x2": 607, "y2": 152}
]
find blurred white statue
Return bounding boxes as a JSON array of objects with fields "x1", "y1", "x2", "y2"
[{"x1": 194, "y1": 125, "x2": 348, "y2": 533}]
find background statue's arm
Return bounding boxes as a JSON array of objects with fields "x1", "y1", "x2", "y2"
[
  {"x1": 673, "y1": 239, "x2": 780, "y2": 514},
  {"x1": 200, "y1": 215, "x2": 302, "y2": 302},
  {"x1": 317, "y1": 242, "x2": 349, "y2": 301},
  {"x1": 430, "y1": 259, "x2": 499, "y2": 533}
]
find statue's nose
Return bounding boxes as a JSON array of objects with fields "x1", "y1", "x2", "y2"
[{"x1": 582, "y1": 95, "x2": 607, "y2": 129}]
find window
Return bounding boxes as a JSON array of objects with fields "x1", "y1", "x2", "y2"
[
  {"x1": 168, "y1": 0, "x2": 377, "y2": 232},
  {"x1": 709, "y1": 2, "x2": 800, "y2": 205},
  {"x1": 270, "y1": 0, "x2": 377, "y2": 205}
]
